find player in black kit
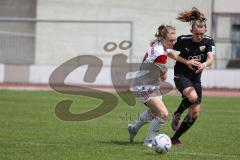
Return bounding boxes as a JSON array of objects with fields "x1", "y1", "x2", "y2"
[{"x1": 170, "y1": 7, "x2": 215, "y2": 145}]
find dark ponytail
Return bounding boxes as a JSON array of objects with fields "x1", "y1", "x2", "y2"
[{"x1": 177, "y1": 7, "x2": 207, "y2": 29}]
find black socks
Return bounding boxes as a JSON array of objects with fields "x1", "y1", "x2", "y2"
[
  {"x1": 175, "y1": 98, "x2": 194, "y2": 115},
  {"x1": 172, "y1": 114, "x2": 197, "y2": 140}
]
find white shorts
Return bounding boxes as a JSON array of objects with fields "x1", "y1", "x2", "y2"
[{"x1": 130, "y1": 85, "x2": 162, "y2": 103}]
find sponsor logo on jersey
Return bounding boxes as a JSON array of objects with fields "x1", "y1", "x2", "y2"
[
  {"x1": 199, "y1": 46, "x2": 206, "y2": 52},
  {"x1": 188, "y1": 54, "x2": 204, "y2": 61}
]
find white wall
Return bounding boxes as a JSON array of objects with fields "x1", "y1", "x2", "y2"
[
  {"x1": 29, "y1": 64, "x2": 112, "y2": 85},
  {"x1": 214, "y1": 0, "x2": 240, "y2": 13},
  {"x1": 3, "y1": 0, "x2": 240, "y2": 89},
  {"x1": 201, "y1": 69, "x2": 240, "y2": 88},
  {"x1": 35, "y1": 0, "x2": 213, "y2": 65},
  {"x1": 29, "y1": 65, "x2": 56, "y2": 84},
  {"x1": 0, "y1": 64, "x2": 4, "y2": 83},
  {"x1": 163, "y1": 69, "x2": 240, "y2": 89},
  {"x1": 28, "y1": 64, "x2": 240, "y2": 89}
]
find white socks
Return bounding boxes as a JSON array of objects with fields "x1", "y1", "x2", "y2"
[
  {"x1": 130, "y1": 109, "x2": 166, "y2": 142},
  {"x1": 145, "y1": 116, "x2": 165, "y2": 141},
  {"x1": 132, "y1": 109, "x2": 153, "y2": 132}
]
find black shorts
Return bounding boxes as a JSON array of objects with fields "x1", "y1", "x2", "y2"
[{"x1": 174, "y1": 75, "x2": 202, "y2": 104}]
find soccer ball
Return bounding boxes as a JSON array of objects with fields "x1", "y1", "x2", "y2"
[{"x1": 153, "y1": 134, "x2": 172, "y2": 154}]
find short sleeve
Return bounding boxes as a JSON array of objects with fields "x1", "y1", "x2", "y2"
[{"x1": 206, "y1": 38, "x2": 216, "y2": 55}]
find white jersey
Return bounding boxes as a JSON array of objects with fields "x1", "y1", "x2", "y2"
[
  {"x1": 143, "y1": 42, "x2": 167, "y2": 65},
  {"x1": 131, "y1": 42, "x2": 168, "y2": 103}
]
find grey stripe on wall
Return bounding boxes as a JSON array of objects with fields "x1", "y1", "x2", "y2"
[
  {"x1": 4, "y1": 65, "x2": 30, "y2": 83},
  {"x1": 0, "y1": 0, "x2": 36, "y2": 65}
]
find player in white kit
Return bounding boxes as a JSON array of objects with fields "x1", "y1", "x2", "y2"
[{"x1": 128, "y1": 24, "x2": 196, "y2": 147}]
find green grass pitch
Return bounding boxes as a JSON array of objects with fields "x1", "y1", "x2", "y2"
[{"x1": 0, "y1": 90, "x2": 239, "y2": 160}]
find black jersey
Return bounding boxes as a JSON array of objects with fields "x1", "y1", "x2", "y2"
[{"x1": 173, "y1": 35, "x2": 215, "y2": 79}]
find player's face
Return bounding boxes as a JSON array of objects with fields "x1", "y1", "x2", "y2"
[
  {"x1": 192, "y1": 27, "x2": 206, "y2": 43},
  {"x1": 162, "y1": 33, "x2": 177, "y2": 49}
]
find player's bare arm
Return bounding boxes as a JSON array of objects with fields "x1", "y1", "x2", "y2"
[{"x1": 167, "y1": 49, "x2": 200, "y2": 70}]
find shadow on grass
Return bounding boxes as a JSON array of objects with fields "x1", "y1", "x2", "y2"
[
  {"x1": 97, "y1": 140, "x2": 142, "y2": 146},
  {"x1": 97, "y1": 140, "x2": 168, "y2": 156}
]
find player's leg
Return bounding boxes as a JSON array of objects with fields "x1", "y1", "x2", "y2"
[
  {"x1": 171, "y1": 103, "x2": 200, "y2": 145},
  {"x1": 128, "y1": 108, "x2": 153, "y2": 142},
  {"x1": 171, "y1": 75, "x2": 198, "y2": 131},
  {"x1": 144, "y1": 96, "x2": 168, "y2": 147},
  {"x1": 171, "y1": 82, "x2": 202, "y2": 145},
  {"x1": 128, "y1": 87, "x2": 157, "y2": 142}
]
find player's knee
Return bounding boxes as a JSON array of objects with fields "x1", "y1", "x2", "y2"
[
  {"x1": 160, "y1": 111, "x2": 168, "y2": 121},
  {"x1": 188, "y1": 95, "x2": 198, "y2": 104}
]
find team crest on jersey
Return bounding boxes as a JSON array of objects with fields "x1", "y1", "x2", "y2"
[
  {"x1": 199, "y1": 46, "x2": 206, "y2": 52},
  {"x1": 185, "y1": 48, "x2": 189, "y2": 52}
]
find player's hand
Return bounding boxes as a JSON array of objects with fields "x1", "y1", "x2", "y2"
[
  {"x1": 195, "y1": 62, "x2": 206, "y2": 73},
  {"x1": 186, "y1": 59, "x2": 200, "y2": 70}
]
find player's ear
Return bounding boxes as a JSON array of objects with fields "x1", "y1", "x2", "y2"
[{"x1": 190, "y1": 29, "x2": 193, "y2": 33}]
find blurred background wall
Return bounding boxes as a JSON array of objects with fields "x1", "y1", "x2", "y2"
[{"x1": 0, "y1": 0, "x2": 240, "y2": 88}]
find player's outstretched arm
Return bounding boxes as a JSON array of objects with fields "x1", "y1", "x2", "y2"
[{"x1": 166, "y1": 49, "x2": 200, "y2": 70}]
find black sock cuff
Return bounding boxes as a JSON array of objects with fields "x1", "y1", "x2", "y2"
[{"x1": 175, "y1": 98, "x2": 194, "y2": 114}]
